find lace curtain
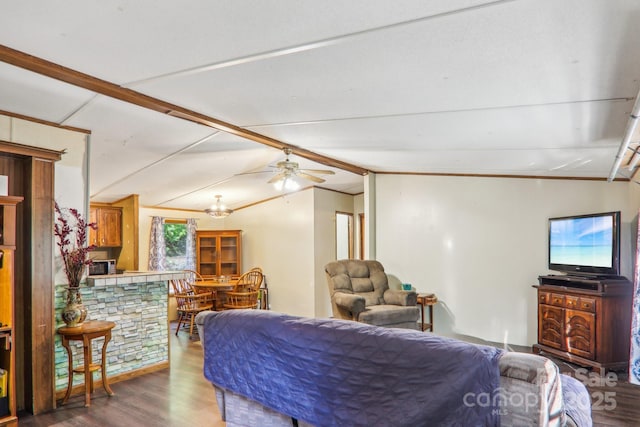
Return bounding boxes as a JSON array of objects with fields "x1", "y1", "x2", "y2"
[
  {"x1": 185, "y1": 218, "x2": 197, "y2": 271},
  {"x1": 148, "y1": 216, "x2": 166, "y2": 271}
]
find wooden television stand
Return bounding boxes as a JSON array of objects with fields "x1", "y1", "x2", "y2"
[{"x1": 533, "y1": 274, "x2": 632, "y2": 375}]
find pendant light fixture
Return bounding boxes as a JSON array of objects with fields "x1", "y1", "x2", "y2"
[{"x1": 205, "y1": 195, "x2": 233, "y2": 218}]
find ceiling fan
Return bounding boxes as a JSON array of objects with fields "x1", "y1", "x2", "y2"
[{"x1": 267, "y1": 148, "x2": 335, "y2": 188}]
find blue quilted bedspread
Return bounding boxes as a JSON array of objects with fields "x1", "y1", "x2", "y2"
[{"x1": 202, "y1": 310, "x2": 503, "y2": 427}]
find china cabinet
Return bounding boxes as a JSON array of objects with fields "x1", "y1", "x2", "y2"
[{"x1": 196, "y1": 230, "x2": 242, "y2": 278}]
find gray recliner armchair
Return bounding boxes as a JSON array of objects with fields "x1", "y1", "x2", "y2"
[{"x1": 324, "y1": 259, "x2": 420, "y2": 329}]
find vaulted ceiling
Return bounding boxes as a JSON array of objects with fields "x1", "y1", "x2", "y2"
[{"x1": 1, "y1": 0, "x2": 639, "y2": 212}]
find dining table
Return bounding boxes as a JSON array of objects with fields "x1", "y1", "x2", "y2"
[{"x1": 192, "y1": 279, "x2": 238, "y2": 310}]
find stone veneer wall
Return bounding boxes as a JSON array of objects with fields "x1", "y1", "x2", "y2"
[{"x1": 54, "y1": 276, "x2": 174, "y2": 391}]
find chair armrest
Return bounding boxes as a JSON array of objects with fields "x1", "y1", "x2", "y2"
[
  {"x1": 176, "y1": 291, "x2": 214, "y2": 309},
  {"x1": 333, "y1": 292, "x2": 365, "y2": 315},
  {"x1": 383, "y1": 289, "x2": 417, "y2": 306},
  {"x1": 176, "y1": 290, "x2": 213, "y2": 299}
]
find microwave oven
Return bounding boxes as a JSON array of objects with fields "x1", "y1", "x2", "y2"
[{"x1": 88, "y1": 259, "x2": 117, "y2": 276}]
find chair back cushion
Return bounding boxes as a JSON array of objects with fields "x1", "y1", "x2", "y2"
[{"x1": 325, "y1": 260, "x2": 389, "y2": 306}]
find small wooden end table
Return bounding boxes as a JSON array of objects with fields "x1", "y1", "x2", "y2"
[
  {"x1": 58, "y1": 320, "x2": 116, "y2": 407},
  {"x1": 416, "y1": 293, "x2": 438, "y2": 332}
]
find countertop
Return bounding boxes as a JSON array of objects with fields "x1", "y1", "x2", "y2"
[{"x1": 86, "y1": 271, "x2": 187, "y2": 287}]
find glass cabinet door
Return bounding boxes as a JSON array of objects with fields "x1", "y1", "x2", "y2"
[
  {"x1": 220, "y1": 236, "x2": 239, "y2": 276},
  {"x1": 197, "y1": 237, "x2": 218, "y2": 277}
]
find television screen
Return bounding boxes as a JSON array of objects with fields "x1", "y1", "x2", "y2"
[{"x1": 548, "y1": 211, "x2": 620, "y2": 276}]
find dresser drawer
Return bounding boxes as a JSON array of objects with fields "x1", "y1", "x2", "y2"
[
  {"x1": 550, "y1": 293, "x2": 565, "y2": 307},
  {"x1": 579, "y1": 297, "x2": 596, "y2": 313},
  {"x1": 565, "y1": 295, "x2": 579, "y2": 309},
  {"x1": 539, "y1": 292, "x2": 551, "y2": 304}
]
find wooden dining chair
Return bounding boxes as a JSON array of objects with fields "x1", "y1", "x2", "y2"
[
  {"x1": 170, "y1": 278, "x2": 214, "y2": 338},
  {"x1": 183, "y1": 269, "x2": 204, "y2": 283},
  {"x1": 183, "y1": 269, "x2": 216, "y2": 307},
  {"x1": 223, "y1": 268, "x2": 264, "y2": 310}
]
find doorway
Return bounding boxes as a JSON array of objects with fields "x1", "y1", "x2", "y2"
[{"x1": 335, "y1": 212, "x2": 353, "y2": 259}]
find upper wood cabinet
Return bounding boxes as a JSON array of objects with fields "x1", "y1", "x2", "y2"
[
  {"x1": 196, "y1": 230, "x2": 242, "y2": 278},
  {"x1": 89, "y1": 206, "x2": 122, "y2": 247}
]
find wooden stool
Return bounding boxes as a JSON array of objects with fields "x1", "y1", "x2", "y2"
[
  {"x1": 58, "y1": 320, "x2": 116, "y2": 407},
  {"x1": 416, "y1": 293, "x2": 438, "y2": 332}
]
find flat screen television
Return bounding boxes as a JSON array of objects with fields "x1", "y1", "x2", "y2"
[{"x1": 548, "y1": 211, "x2": 620, "y2": 277}]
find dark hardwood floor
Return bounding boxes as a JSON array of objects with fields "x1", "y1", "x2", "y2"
[
  {"x1": 549, "y1": 356, "x2": 640, "y2": 427},
  {"x1": 470, "y1": 340, "x2": 640, "y2": 427},
  {"x1": 17, "y1": 325, "x2": 640, "y2": 426},
  {"x1": 18, "y1": 323, "x2": 225, "y2": 427}
]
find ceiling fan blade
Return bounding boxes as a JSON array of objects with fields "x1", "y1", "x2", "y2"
[
  {"x1": 298, "y1": 169, "x2": 335, "y2": 175},
  {"x1": 267, "y1": 172, "x2": 287, "y2": 184},
  {"x1": 269, "y1": 147, "x2": 332, "y2": 185},
  {"x1": 234, "y1": 170, "x2": 272, "y2": 176},
  {"x1": 297, "y1": 172, "x2": 325, "y2": 183}
]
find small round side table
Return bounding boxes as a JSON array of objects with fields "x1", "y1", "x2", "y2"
[{"x1": 57, "y1": 320, "x2": 116, "y2": 407}]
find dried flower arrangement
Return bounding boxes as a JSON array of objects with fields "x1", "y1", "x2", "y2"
[{"x1": 54, "y1": 202, "x2": 97, "y2": 287}]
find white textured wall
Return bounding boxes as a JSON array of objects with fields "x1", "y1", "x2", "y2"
[
  {"x1": 313, "y1": 189, "x2": 355, "y2": 318},
  {"x1": 225, "y1": 190, "x2": 316, "y2": 316},
  {"x1": 375, "y1": 174, "x2": 637, "y2": 346}
]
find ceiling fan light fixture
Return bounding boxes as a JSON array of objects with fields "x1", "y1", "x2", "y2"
[
  {"x1": 273, "y1": 174, "x2": 300, "y2": 191},
  {"x1": 205, "y1": 195, "x2": 233, "y2": 218},
  {"x1": 268, "y1": 147, "x2": 334, "y2": 189}
]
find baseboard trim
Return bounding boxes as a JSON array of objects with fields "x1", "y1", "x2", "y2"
[{"x1": 55, "y1": 361, "x2": 170, "y2": 402}]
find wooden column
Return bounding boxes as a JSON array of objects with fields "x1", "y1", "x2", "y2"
[
  {"x1": 28, "y1": 156, "x2": 57, "y2": 413},
  {"x1": 0, "y1": 141, "x2": 61, "y2": 415}
]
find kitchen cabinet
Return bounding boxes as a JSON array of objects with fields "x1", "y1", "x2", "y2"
[{"x1": 89, "y1": 206, "x2": 122, "y2": 247}]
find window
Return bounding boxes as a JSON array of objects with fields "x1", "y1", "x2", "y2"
[{"x1": 164, "y1": 221, "x2": 188, "y2": 270}]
